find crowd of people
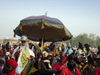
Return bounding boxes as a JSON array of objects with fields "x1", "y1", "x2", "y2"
[{"x1": 0, "y1": 36, "x2": 100, "y2": 75}]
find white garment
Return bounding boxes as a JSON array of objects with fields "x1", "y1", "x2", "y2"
[
  {"x1": 77, "y1": 49, "x2": 83, "y2": 55},
  {"x1": 12, "y1": 46, "x2": 19, "y2": 58},
  {"x1": 15, "y1": 44, "x2": 35, "y2": 74}
]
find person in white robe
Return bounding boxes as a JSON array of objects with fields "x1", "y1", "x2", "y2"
[{"x1": 12, "y1": 36, "x2": 35, "y2": 74}]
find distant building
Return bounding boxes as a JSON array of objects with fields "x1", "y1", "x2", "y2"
[{"x1": 3, "y1": 39, "x2": 17, "y2": 45}]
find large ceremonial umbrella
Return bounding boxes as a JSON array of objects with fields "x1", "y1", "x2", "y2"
[{"x1": 14, "y1": 15, "x2": 72, "y2": 42}]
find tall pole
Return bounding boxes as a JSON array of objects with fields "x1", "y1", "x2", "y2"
[{"x1": 41, "y1": 37, "x2": 43, "y2": 51}]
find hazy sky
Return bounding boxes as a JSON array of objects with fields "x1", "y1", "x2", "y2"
[{"x1": 0, "y1": 0, "x2": 100, "y2": 39}]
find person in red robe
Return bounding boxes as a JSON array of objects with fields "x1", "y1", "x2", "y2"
[
  {"x1": 2, "y1": 59, "x2": 20, "y2": 75},
  {"x1": 52, "y1": 56, "x2": 67, "y2": 72},
  {"x1": 94, "y1": 68, "x2": 100, "y2": 75},
  {"x1": 60, "y1": 54, "x2": 81, "y2": 75},
  {"x1": 92, "y1": 57, "x2": 100, "y2": 75}
]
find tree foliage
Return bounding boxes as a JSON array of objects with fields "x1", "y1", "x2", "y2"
[{"x1": 72, "y1": 33, "x2": 100, "y2": 47}]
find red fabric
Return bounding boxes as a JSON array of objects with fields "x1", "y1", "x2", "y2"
[
  {"x1": 2, "y1": 73, "x2": 20, "y2": 75},
  {"x1": 94, "y1": 68, "x2": 100, "y2": 75},
  {"x1": 7, "y1": 59, "x2": 18, "y2": 69},
  {"x1": 59, "y1": 65, "x2": 67, "y2": 71},
  {"x1": 11, "y1": 48, "x2": 14, "y2": 54},
  {"x1": 52, "y1": 56, "x2": 67, "y2": 72},
  {"x1": 7, "y1": 59, "x2": 18, "y2": 75},
  {"x1": 52, "y1": 63, "x2": 66, "y2": 72},
  {"x1": 52, "y1": 64, "x2": 60, "y2": 72},
  {"x1": 61, "y1": 56, "x2": 67, "y2": 63},
  {"x1": 2, "y1": 59, "x2": 19, "y2": 75},
  {"x1": 30, "y1": 55, "x2": 34, "y2": 59},
  {"x1": 6, "y1": 70, "x2": 16, "y2": 75},
  {"x1": 52, "y1": 62, "x2": 66, "y2": 72},
  {"x1": 59, "y1": 56, "x2": 67, "y2": 66},
  {"x1": 15, "y1": 50, "x2": 20, "y2": 57},
  {"x1": 60, "y1": 67, "x2": 72, "y2": 75},
  {"x1": 60, "y1": 67, "x2": 81, "y2": 75},
  {"x1": 75, "y1": 67, "x2": 81, "y2": 75}
]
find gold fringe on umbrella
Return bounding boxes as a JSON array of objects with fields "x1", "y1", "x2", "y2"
[
  {"x1": 70, "y1": 35, "x2": 73, "y2": 44},
  {"x1": 41, "y1": 20, "x2": 45, "y2": 29},
  {"x1": 14, "y1": 33, "x2": 16, "y2": 37},
  {"x1": 70, "y1": 38, "x2": 72, "y2": 44}
]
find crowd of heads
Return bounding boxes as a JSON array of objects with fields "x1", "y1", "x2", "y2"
[{"x1": 0, "y1": 36, "x2": 100, "y2": 75}]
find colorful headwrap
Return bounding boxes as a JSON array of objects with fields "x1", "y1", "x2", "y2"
[
  {"x1": 7, "y1": 59, "x2": 18, "y2": 69},
  {"x1": 61, "y1": 56, "x2": 67, "y2": 63}
]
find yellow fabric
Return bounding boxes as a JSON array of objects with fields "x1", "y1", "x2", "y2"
[
  {"x1": 39, "y1": 47, "x2": 42, "y2": 50},
  {"x1": 21, "y1": 47, "x2": 30, "y2": 67},
  {"x1": 43, "y1": 44, "x2": 46, "y2": 48},
  {"x1": 44, "y1": 52, "x2": 48, "y2": 57},
  {"x1": 79, "y1": 62, "x2": 88, "y2": 71},
  {"x1": 79, "y1": 65, "x2": 82, "y2": 69},
  {"x1": 81, "y1": 62, "x2": 84, "y2": 65},
  {"x1": 28, "y1": 67, "x2": 37, "y2": 74},
  {"x1": 21, "y1": 60, "x2": 31, "y2": 75},
  {"x1": 83, "y1": 64, "x2": 88, "y2": 70},
  {"x1": 22, "y1": 47, "x2": 30, "y2": 57},
  {"x1": 56, "y1": 50, "x2": 59, "y2": 56},
  {"x1": 21, "y1": 52, "x2": 28, "y2": 67},
  {"x1": 38, "y1": 44, "x2": 46, "y2": 50}
]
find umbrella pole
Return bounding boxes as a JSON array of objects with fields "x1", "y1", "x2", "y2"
[{"x1": 41, "y1": 38, "x2": 44, "y2": 51}]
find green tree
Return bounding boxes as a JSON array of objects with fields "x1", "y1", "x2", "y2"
[{"x1": 72, "y1": 33, "x2": 100, "y2": 47}]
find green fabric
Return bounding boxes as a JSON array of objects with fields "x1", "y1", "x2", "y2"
[
  {"x1": 5, "y1": 73, "x2": 7, "y2": 75},
  {"x1": 72, "y1": 70, "x2": 76, "y2": 75},
  {"x1": 41, "y1": 63, "x2": 45, "y2": 70},
  {"x1": 26, "y1": 60, "x2": 34, "y2": 75}
]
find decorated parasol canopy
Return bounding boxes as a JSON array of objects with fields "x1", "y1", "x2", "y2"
[{"x1": 14, "y1": 15, "x2": 72, "y2": 42}]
